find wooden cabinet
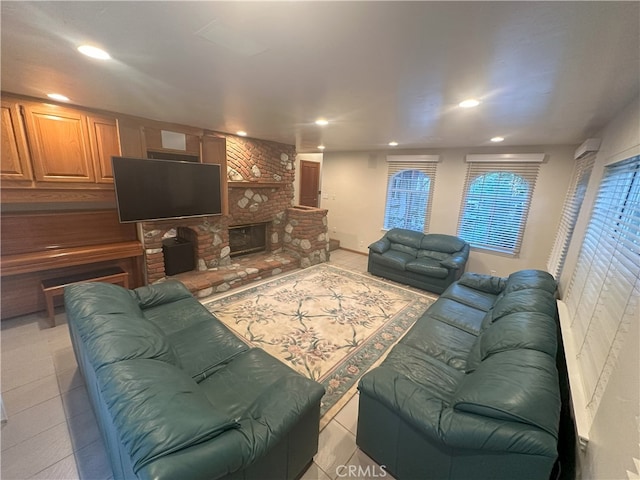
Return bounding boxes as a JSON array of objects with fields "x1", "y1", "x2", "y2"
[
  {"x1": 88, "y1": 115, "x2": 121, "y2": 183},
  {"x1": 22, "y1": 103, "x2": 96, "y2": 183},
  {"x1": 202, "y1": 134, "x2": 228, "y2": 214},
  {"x1": 1, "y1": 100, "x2": 33, "y2": 182}
]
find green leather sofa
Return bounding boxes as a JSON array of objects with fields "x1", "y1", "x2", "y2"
[
  {"x1": 356, "y1": 269, "x2": 562, "y2": 480},
  {"x1": 64, "y1": 280, "x2": 325, "y2": 480},
  {"x1": 368, "y1": 228, "x2": 470, "y2": 294}
]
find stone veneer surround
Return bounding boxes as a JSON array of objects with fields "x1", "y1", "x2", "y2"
[{"x1": 140, "y1": 134, "x2": 329, "y2": 286}]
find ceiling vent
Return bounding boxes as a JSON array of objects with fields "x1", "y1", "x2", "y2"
[{"x1": 574, "y1": 138, "x2": 601, "y2": 160}]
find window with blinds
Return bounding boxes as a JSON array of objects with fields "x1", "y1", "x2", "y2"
[
  {"x1": 457, "y1": 157, "x2": 541, "y2": 255},
  {"x1": 383, "y1": 155, "x2": 438, "y2": 233},
  {"x1": 564, "y1": 155, "x2": 639, "y2": 419},
  {"x1": 547, "y1": 154, "x2": 596, "y2": 279}
]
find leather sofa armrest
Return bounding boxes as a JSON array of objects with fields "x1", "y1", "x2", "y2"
[
  {"x1": 368, "y1": 238, "x2": 391, "y2": 254},
  {"x1": 134, "y1": 281, "x2": 194, "y2": 309},
  {"x1": 440, "y1": 253, "x2": 466, "y2": 270}
]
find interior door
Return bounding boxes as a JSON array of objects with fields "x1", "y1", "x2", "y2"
[{"x1": 299, "y1": 160, "x2": 320, "y2": 207}]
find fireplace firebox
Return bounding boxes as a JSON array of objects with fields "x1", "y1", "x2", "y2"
[{"x1": 229, "y1": 222, "x2": 267, "y2": 257}]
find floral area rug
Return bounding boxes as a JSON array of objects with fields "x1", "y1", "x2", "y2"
[{"x1": 202, "y1": 263, "x2": 435, "y2": 429}]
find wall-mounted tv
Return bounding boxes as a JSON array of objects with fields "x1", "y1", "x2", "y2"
[{"x1": 112, "y1": 156, "x2": 222, "y2": 223}]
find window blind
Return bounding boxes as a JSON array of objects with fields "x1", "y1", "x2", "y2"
[
  {"x1": 457, "y1": 161, "x2": 540, "y2": 255},
  {"x1": 564, "y1": 155, "x2": 639, "y2": 419},
  {"x1": 547, "y1": 153, "x2": 596, "y2": 279},
  {"x1": 384, "y1": 158, "x2": 438, "y2": 233}
]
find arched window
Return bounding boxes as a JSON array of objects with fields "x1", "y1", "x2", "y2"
[
  {"x1": 384, "y1": 169, "x2": 431, "y2": 232},
  {"x1": 458, "y1": 170, "x2": 534, "y2": 254}
]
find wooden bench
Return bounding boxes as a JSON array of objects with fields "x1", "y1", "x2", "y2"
[{"x1": 41, "y1": 266, "x2": 129, "y2": 327}]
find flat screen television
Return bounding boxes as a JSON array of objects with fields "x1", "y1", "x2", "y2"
[{"x1": 112, "y1": 156, "x2": 222, "y2": 223}]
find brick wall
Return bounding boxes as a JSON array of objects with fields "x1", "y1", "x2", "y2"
[{"x1": 284, "y1": 206, "x2": 330, "y2": 268}]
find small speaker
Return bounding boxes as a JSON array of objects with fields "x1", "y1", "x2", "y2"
[{"x1": 162, "y1": 237, "x2": 195, "y2": 276}]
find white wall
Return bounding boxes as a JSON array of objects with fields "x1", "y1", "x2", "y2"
[
  {"x1": 558, "y1": 96, "x2": 640, "y2": 480},
  {"x1": 322, "y1": 145, "x2": 576, "y2": 275}
]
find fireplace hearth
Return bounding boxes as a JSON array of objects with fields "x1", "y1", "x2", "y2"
[{"x1": 229, "y1": 222, "x2": 268, "y2": 257}]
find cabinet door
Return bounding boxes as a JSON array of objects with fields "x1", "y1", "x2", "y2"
[
  {"x1": 202, "y1": 134, "x2": 228, "y2": 215},
  {"x1": 1, "y1": 100, "x2": 33, "y2": 182},
  {"x1": 23, "y1": 104, "x2": 95, "y2": 183},
  {"x1": 87, "y1": 115, "x2": 120, "y2": 183}
]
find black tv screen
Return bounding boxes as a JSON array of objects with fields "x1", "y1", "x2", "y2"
[{"x1": 112, "y1": 156, "x2": 222, "y2": 223}]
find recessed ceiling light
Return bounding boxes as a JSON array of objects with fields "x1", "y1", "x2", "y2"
[
  {"x1": 315, "y1": 119, "x2": 329, "y2": 126},
  {"x1": 236, "y1": 130, "x2": 247, "y2": 137},
  {"x1": 77, "y1": 45, "x2": 111, "y2": 60},
  {"x1": 47, "y1": 93, "x2": 70, "y2": 102},
  {"x1": 317, "y1": 145, "x2": 325, "y2": 150},
  {"x1": 490, "y1": 136, "x2": 505, "y2": 143},
  {"x1": 388, "y1": 141, "x2": 398, "y2": 147},
  {"x1": 459, "y1": 99, "x2": 480, "y2": 108}
]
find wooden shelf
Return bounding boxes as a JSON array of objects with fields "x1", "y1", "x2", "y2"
[
  {"x1": 228, "y1": 181, "x2": 286, "y2": 188},
  {"x1": 1, "y1": 187, "x2": 116, "y2": 204}
]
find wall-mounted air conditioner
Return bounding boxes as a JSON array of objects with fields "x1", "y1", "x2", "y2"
[{"x1": 574, "y1": 138, "x2": 601, "y2": 160}]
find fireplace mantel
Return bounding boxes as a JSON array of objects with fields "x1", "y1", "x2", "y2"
[{"x1": 228, "y1": 181, "x2": 286, "y2": 188}]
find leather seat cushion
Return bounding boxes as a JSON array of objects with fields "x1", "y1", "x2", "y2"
[
  {"x1": 405, "y1": 258, "x2": 448, "y2": 278},
  {"x1": 375, "y1": 343, "x2": 464, "y2": 401},
  {"x1": 399, "y1": 317, "x2": 476, "y2": 370},
  {"x1": 166, "y1": 319, "x2": 249, "y2": 382},
  {"x1": 371, "y1": 250, "x2": 414, "y2": 270},
  {"x1": 98, "y1": 359, "x2": 239, "y2": 474},
  {"x1": 198, "y1": 348, "x2": 325, "y2": 422},
  {"x1": 424, "y1": 298, "x2": 486, "y2": 335}
]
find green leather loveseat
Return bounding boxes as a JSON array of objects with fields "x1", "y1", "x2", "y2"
[
  {"x1": 64, "y1": 280, "x2": 325, "y2": 480},
  {"x1": 356, "y1": 270, "x2": 562, "y2": 480},
  {"x1": 368, "y1": 228, "x2": 470, "y2": 294}
]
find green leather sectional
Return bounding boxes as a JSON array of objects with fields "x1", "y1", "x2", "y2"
[
  {"x1": 368, "y1": 228, "x2": 470, "y2": 294},
  {"x1": 357, "y1": 269, "x2": 562, "y2": 480},
  {"x1": 64, "y1": 280, "x2": 325, "y2": 480}
]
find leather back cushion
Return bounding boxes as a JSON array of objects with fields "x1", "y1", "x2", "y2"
[
  {"x1": 491, "y1": 289, "x2": 557, "y2": 323},
  {"x1": 133, "y1": 280, "x2": 193, "y2": 309},
  {"x1": 65, "y1": 283, "x2": 180, "y2": 369},
  {"x1": 417, "y1": 250, "x2": 450, "y2": 261},
  {"x1": 420, "y1": 234, "x2": 466, "y2": 253},
  {"x1": 466, "y1": 312, "x2": 557, "y2": 372},
  {"x1": 386, "y1": 228, "x2": 424, "y2": 249},
  {"x1": 504, "y1": 269, "x2": 557, "y2": 295},
  {"x1": 98, "y1": 359, "x2": 239, "y2": 473},
  {"x1": 453, "y1": 350, "x2": 560, "y2": 437},
  {"x1": 390, "y1": 243, "x2": 418, "y2": 257}
]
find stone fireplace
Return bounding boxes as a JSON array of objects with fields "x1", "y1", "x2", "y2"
[
  {"x1": 229, "y1": 222, "x2": 268, "y2": 257},
  {"x1": 138, "y1": 134, "x2": 329, "y2": 290}
]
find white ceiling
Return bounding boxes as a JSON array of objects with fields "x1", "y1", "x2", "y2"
[{"x1": 2, "y1": 1, "x2": 639, "y2": 153}]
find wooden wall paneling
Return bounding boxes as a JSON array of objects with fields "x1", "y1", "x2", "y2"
[
  {"x1": 116, "y1": 116, "x2": 145, "y2": 158},
  {"x1": 1, "y1": 210, "x2": 137, "y2": 256},
  {"x1": 21, "y1": 103, "x2": 96, "y2": 183},
  {"x1": 88, "y1": 114, "x2": 121, "y2": 183},
  {"x1": 1, "y1": 100, "x2": 33, "y2": 183},
  {"x1": 202, "y1": 134, "x2": 228, "y2": 215}
]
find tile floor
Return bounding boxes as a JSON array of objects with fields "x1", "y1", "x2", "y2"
[{"x1": 1, "y1": 249, "x2": 395, "y2": 480}]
